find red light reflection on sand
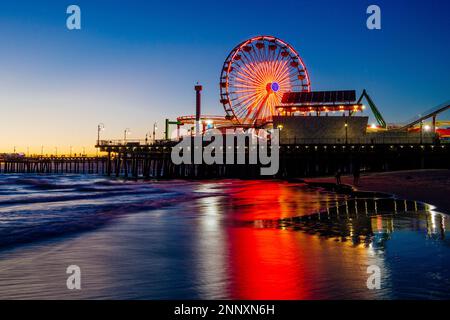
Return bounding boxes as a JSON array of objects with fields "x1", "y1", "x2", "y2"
[
  {"x1": 222, "y1": 181, "x2": 340, "y2": 221},
  {"x1": 218, "y1": 181, "x2": 373, "y2": 299},
  {"x1": 226, "y1": 227, "x2": 315, "y2": 299}
]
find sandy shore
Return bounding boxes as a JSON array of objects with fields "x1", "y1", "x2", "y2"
[{"x1": 305, "y1": 169, "x2": 450, "y2": 213}]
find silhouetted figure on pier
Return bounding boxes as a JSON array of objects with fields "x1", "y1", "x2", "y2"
[
  {"x1": 335, "y1": 169, "x2": 342, "y2": 185},
  {"x1": 353, "y1": 164, "x2": 361, "y2": 185}
]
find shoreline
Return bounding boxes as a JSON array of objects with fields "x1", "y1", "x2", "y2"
[
  {"x1": 304, "y1": 169, "x2": 450, "y2": 213},
  {"x1": 1, "y1": 171, "x2": 450, "y2": 299}
]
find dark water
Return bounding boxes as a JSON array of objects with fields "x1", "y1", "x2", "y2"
[{"x1": 0, "y1": 175, "x2": 449, "y2": 299}]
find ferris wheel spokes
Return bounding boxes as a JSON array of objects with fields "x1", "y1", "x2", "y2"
[{"x1": 220, "y1": 36, "x2": 311, "y2": 125}]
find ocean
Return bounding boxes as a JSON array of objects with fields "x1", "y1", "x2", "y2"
[{"x1": 0, "y1": 174, "x2": 449, "y2": 299}]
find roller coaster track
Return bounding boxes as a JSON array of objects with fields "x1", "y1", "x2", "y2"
[{"x1": 398, "y1": 100, "x2": 450, "y2": 130}]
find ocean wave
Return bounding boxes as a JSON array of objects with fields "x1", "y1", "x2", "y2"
[{"x1": 0, "y1": 175, "x2": 206, "y2": 249}]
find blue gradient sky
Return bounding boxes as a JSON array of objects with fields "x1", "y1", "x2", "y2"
[{"x1": 0, "y1": 0, "x2": 449, "y2": 154}]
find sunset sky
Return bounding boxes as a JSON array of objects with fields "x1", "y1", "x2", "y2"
[{"x1": 0, "y1": 0, "x2": 449, "y2": 155}]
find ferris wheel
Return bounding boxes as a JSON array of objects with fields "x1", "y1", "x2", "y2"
[{"x1": 220, "y1": 35, "x2": 311, "y2": 125}]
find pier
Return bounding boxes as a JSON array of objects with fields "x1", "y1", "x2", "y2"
[
  {"x1": 0, "y1": 155, "x2": 107, "y2": 175},
  {"x1": 95, "y1": 139, "x2": 449, "y2": 178},
  {"x1": 3, "y1": 138, "x2": 448, "y2": 178}
]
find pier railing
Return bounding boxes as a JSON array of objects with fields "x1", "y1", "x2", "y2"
[
  {"x1": 97, "y1": 139, "x2": 175, "y2": 147},
  {"x1": 98, "y1": 136, "x2": 437, "y2": 147},
  {"x1": 98, "y1": 139, "x2": 146, "y2": 146},
  {"x1": 280, "y1": 136, "x2": 436, "y2": 145}
]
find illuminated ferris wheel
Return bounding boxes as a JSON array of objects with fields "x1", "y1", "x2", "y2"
[{"x1": 220, "y1": 35, "x2": 311, "y2": 125}]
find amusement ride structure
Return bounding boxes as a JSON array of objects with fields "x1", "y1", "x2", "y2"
[
  {"x1": 219, "y1": 35, "x2": 310, "y2": 126},
  {"x1": 174, "y1": 35, "x2": 390, "y2": 134},
  {"x1": 172, "y1": 35, "x2": 449, "y2": 141}
]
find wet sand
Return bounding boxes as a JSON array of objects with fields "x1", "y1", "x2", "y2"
[
  {"x1": 1, "y1": 176, "x2": 450, "y2": 299},
  {"x1": 305, "y1": 169, "x2": 450, "y2": 213}
]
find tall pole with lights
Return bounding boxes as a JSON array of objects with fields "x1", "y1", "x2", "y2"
[
  {"x1": 195, "y1": 84, "x2": 202, "y2": 135},
  {"x1": 153, "y1": 122, "x2": 158, "y2": 142},
  {"x1": 97, "y1": 123, "x2": 105, "y2": 145},
  {"x1": 124, "y1": 128, "x2": 131, "y2": 142},
  {"x1": 344, "y1": 121, "x2": 348, "y2": 144},
  {"x1": 420, "y1": 121, "x2": 423, "y2": 144},
  {"x1": 97, "y1": 123, "x2": 105, "y2": 156}
]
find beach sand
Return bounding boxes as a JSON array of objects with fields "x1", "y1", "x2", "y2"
[
  {"x1": 1, "y1": 175, "x2": 450, "y2": 299},
  {"x1": 306, "y1": 169, "x2": 450, "y2": 213}
]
